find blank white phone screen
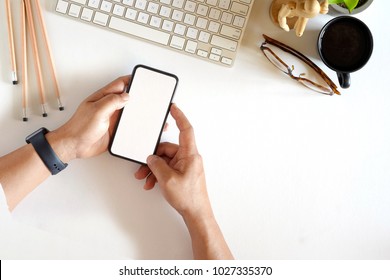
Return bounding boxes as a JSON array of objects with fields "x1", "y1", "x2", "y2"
[{"x1": 110, "y1": 66, "x2": 178, "y2": 164}]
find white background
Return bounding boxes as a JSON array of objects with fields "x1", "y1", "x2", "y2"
[{"x1": 0, "y1": 0, "x2": 389, "y2": 259}]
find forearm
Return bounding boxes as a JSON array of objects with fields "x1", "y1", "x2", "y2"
[
  {"x1": 0, "y1": 131, "x2": 73, "y2": 211},
  {"x1": 184, "y1": 211, "x2": 234, "y2": 260},
  {"x1": 0, "y1": 144, "x2": 50, "y2": 211},
  {"x1": 0, "y1": 77, "x2": 129, "y2": 211}
]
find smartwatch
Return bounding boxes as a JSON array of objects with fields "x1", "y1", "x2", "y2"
[{"x1": 26, "y1": 127, "x2": 68, "y2": 175}]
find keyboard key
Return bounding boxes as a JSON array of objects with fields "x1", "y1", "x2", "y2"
[
  {"x1": 122, "y1": 0, "x2": 134, "y2": 6},
  {"x1": 185, "y1": 40, "x2": 197, "y2": 53},
  {"x1": 93, "y1": 12, "x2": 109, "y2": 25},
  {"x1": 186, "y1": 27, "x2": 198, "y2": 39},
  {"x1": 125, "y1": 8, "x2": 137, "y2": 20},
  {"x1": 109, "y1": 16, "x2": 170, "y2": 45},
  {"x1": 147, "y1": 2, "x2": 159, "y2": 14},
  {"x1": 113, "y1": 4, "x2": 125, "y2": 16},
  {"x1": 184, "y1": 13, "x2": 196, "y2": 25},
  {"x1": 135, "y1": 0, "x2": 147, "y2": 10},
  {"x1": 172, "y1": 10, "x2": 184, "y2": 21},
  {"x1": 184, "y1": 1, "x2": 196, "y2": 12},
  {"x1": 73, "y1": 0, "x2": 87, "y2": 4},
  {"x1": 101, "y1": 1, "x2": 113, "y2": 12},
  {"x1": 137, "y1": 12, "x2": 149, "y2": 23},
  {"x1": 174, "y1": 24, "x2": 186, "y2": 35},
  {"x1": 219, "y1": 0, "x2": 231, "y2": 10},
  {"x1": 197, "y1": 49, "x2": 208, "y2": 57},
  {"x1": 197, "y1": 4, "x2": 208, "y2": 16},
  {"x1": 88, "y1": 0, "x2": 100, "y2": 9},
  {"x1": 211, "y1": 35, "x2": 237, "y2": 51},
  {"x1": 170, "y1": 36, "x2": 185, "y2": 49},
  {"x1": 231, "y1": 2, "x2": 249, "y2": 15},
  {"x1": 172, "y1": 0, "x2": 184, "y2": 9},
  {"x1": 208, "y1": 21, "x2": 220, "y2": 33},
  {"x1": 198, "y1": 31, "x2": 210, "y2": 43},
  {"x1": 56, "y1": 0, "x2": 69, "y2": 13},
  {"x1": 220, "y1": 25, "x2": 241, "y2": 39},
  {"x1": 196, "y1": 17, "x2": 208, "y2": 29},
  {"x1": 209, "y1": 8, "x2": 221, "y2": 20},
  {"x1": 81, "y1": 8, "x2": 94, "y2": 21},
  {"x1": 162, "y1": 20, "x2": 174, "y2": 31},
  {"x1": 233, "y1": 15, "x2": 245, "y2": 27},
  {"x1": 209, "y1": 53, "x2": 220, "y2": 61},
  {"x1": 159, "y1": 6, "x2": 171, "y2": 17},
  {"x1": 206, "y1": 0, "x2": 217, "y2": 6},
  {"x1": 221, "y1": 12, "x2": 233, "y2": 24},
  {"x1": 69, "y1": 4, "x2": 82, "y2": 17},
  {"x1": 150, "y1": 16, "x2": 162, "y2": 28},
  {"x1": 221, "y1": 57, "x2": 233, "y2": 65},
  {"x1": 211, "y1": 47, "x2": 222, "y2": 56}
]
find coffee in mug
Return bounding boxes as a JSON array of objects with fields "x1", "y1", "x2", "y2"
[{"x1": 317, "y1": 16, "x2": 373, "y2": 89}]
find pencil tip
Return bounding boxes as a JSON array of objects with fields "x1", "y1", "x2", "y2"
[
  {"x1": 43, "y1": 113, "x2": 48, "y2": 117},
  {"x1": 13, "y1": 80, "x2": 18, "y2": 85},
  {"x1": 23, "y1": 117, "x2": 28, "y2": 122},
  {"x1": 57, "y1": 99, "x2": 64, "y2": 111}
]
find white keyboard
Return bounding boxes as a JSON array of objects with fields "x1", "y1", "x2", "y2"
[{"x1": 55, "y1": 0, "x2": 253, "y2": 66}]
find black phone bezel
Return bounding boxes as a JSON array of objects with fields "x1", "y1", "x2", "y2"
[{"x1": 109, "y1": 64, "x2": 179, "y2": 165}]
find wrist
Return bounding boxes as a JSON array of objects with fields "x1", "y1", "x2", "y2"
[
  {"x1": 182, "y1": 204, "x2": 215, "y2": 231},
  {"x1": 45, "y1": 129, "x2": 76, "y2": 163}
]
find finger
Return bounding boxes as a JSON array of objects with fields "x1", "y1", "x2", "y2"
[
  {"x1": 144, "y1": 173, "x2": 157, "y2": 190},
  {"x1": 170, "y1": 104, "x2": 197, "y2": 153},
  {"x1": 108, "y1": 110, "x2": 121, "y2": 136},
  {"x1": 163, "y1": 122, "x2": 169, "y2": 132},
  {"x1": 94, "y1": 92, "x2": 129, "y2": 119},
  {"x1": 136, "y1": 146, "x2": 175, "y2": 180},
  {"x1": 99, "y1": 75, "x2": 130, "y2": 95},
  {"x1": 134, "y1": 164, "x2": 151, "y2": 180},
  {"x1": 156, "y1": 142, "x2": 179, "y2": 158},
  {"x1": 86, "y1": 76, "x2": 131, "y2": 102},
  {"x1": 147, "y1": 155, "x2": 176, "y2": 183}
]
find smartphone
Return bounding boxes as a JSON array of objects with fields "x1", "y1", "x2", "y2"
[{"x1": 109, "y1": 65, "x2": 178, "y2": 164}]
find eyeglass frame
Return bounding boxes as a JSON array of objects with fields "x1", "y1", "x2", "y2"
[{"x1": 260, "y1": 34, "x2": 340, "y2": 95}]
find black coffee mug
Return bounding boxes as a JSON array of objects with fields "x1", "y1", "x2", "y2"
[{"x1": 317, "y1": 16, "x2": 374, "y2": 89}]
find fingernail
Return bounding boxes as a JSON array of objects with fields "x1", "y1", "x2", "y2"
[
  {"x1": 147, "y1": 155, "x2": 157, "y2": 165},
  {"x1": 122, "y1": 93, "x2": 130, "y2": 101}
]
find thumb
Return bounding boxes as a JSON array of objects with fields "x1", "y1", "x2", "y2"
[
  {"x1": 95, "y1": 93, "x2": 129, "y2": 118},
  {"x1": 147, "y1": 155, "x2": 174, "y2": 184}
]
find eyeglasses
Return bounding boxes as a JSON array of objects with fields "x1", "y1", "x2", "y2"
[{"x1": 260, "y1": 34, "x2": 340, "y2": 96}]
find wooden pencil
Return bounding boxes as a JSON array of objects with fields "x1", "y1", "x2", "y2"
[
  {"x1": 21, "y1": 0, "x2": 28, "y2": 121},
  {"x1": 33, "y1": 0, "x2": 64, "y2": 111},
  {"x1": 24, "y1": 0, "x2": 48, "y2": 117},
  {"x1": 5, "y1": 0, "x2": 18, "y2": 85}
]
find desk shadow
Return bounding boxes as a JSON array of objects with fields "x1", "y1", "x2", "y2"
[{"x1": 87, "y1": 154, "x2": 192, "y2": 259}]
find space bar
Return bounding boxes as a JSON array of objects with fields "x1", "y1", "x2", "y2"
[{"x1": 109, "y1": 17, "x2": 170, "y2": 45}]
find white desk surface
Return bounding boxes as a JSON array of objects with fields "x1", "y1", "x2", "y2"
[{"x1": 1, "y1": 0, "x2": 389, "y2": 259}]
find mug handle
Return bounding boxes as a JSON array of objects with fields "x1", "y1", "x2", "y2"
[{"x1": 337, "y1": 72, "x2": 351, "y2": 89}]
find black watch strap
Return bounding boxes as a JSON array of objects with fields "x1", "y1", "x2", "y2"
[{"x1": 26, "y1": 127, "x2": 68, "y2": 175}]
